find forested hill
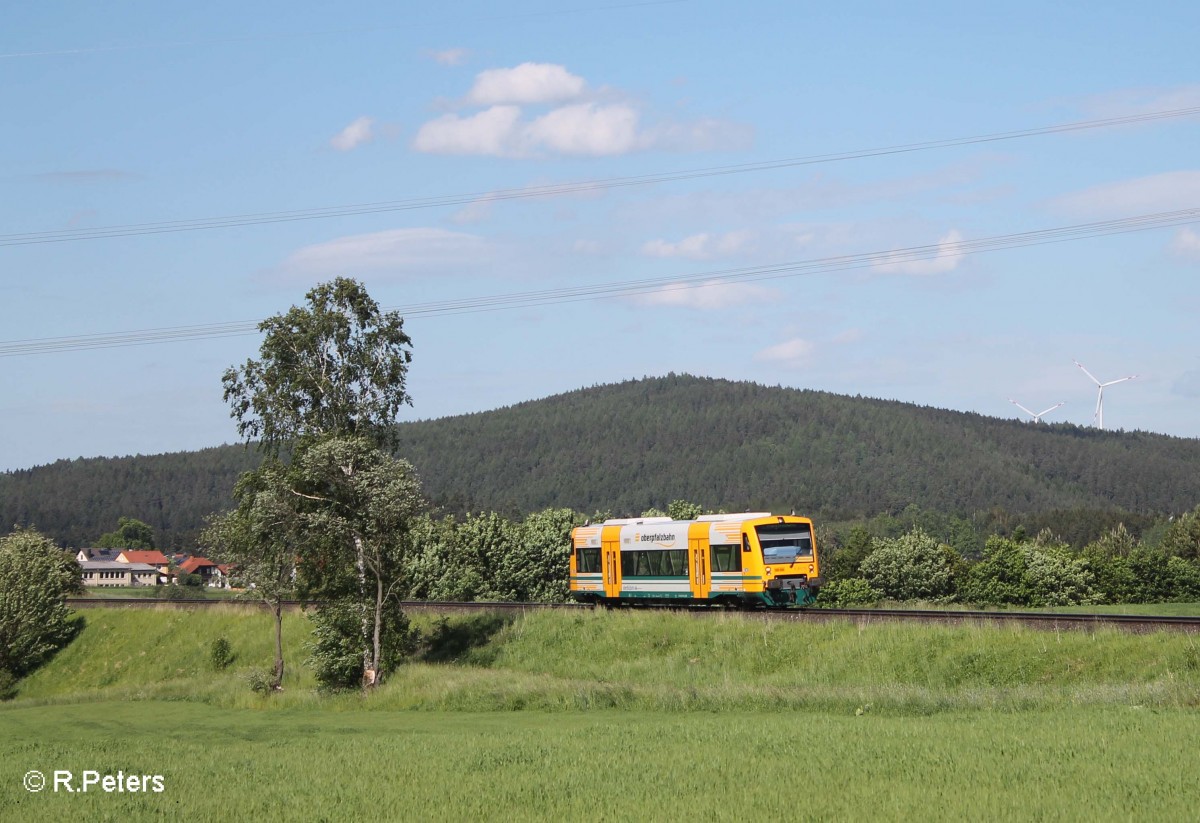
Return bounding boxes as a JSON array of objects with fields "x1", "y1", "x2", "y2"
[
  {"x1": 3, "y1": 374, "x2": 1199, "y2": 549},
  {"x1": 394, "y1": 374, "x2": 1200, "y2": 519}
]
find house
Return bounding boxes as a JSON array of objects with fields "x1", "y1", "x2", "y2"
[
  {"x1": 76, "y1": 548, "x2": 120, "y2": 563},
  {"x1": 116, "y1": 550, "x2": 171, "y2": 584},
  {"x1": 79, "y1": 561, "x2": 159, "y2": 588},
  {"x1": 179, "y1": 556, "x2": 229, "y2": 588}
]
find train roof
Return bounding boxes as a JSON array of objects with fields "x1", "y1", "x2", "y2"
[{"x1": 594, "y1": 512, "x2": 803, "y2": 527}]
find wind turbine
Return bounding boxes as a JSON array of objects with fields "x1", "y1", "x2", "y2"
[
  {"x1": 1009, "y1": 399, "x2": 1066, "y2": 424},
  {"x1": 1073, "y1": 359, "x2": 1137, "y2": 430}
]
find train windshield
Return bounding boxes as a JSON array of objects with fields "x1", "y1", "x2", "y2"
[{"x1": 755, "y1": 523, "x2": 814, "y2": 565}]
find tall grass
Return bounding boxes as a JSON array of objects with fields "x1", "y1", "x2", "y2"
[
  {"x1": 2, "y1": 701, "x2": 1199, "y2": 821},
  {"x1": 9, "y1": 606, "x2": 1200, "y2": 713}
]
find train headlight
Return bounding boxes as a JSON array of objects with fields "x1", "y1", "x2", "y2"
[{"x1": 764, "y1": 567, "x2": 772, "y2": 576}]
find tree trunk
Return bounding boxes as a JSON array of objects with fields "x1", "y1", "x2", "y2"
[
  {"x1": 354, "y1": 533, "x2": 373, "y2": 690},
  {"x1": 373, "y1": 572, "x2": 383, "y2": 686},
  {"x1": 271, "y1": 600, "x2": 285, "y2": 690}
]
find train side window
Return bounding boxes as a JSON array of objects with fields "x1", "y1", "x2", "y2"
[
  {"x1": 577, "y1": 547, "x2": 601, "y2": 573},
  {"x1": 712, "y1": 544, "x2": 742, "y2": 572},
  {"x1": 620, "y1": 552, "x2": 636, "y2": 577},
  {"x1": 635, "y1": 552, "x2": 652, "y2": 576},
  {"x1": 667, "y1": 549, "x2": 686, "y2": 576}
]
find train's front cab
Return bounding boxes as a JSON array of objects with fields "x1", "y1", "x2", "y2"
[{"x1": 736, "y1": 514, "x2": 823, "y2": 606}]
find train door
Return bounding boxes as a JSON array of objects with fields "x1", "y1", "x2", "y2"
[
  {"x1": 602, "y1": 534, "x2": 622, "y2": 599},
  {"x1": 689, "y1": 537, "x2": 710, "y2": 601}
]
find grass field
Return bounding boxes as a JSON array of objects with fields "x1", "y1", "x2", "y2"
[
  {"x1": 3, "y1": 701, "x2": 1199, "y2": 821},
  {"x1": 5, "y1": 606, "x2": 1200, "y2": 820}
]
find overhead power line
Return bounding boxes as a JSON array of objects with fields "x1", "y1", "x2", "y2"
[
  {"x1": 2, "y1": 205, "x2": 1197, "y2": 358},
  {"x1": 3, "y1": 105, "x2": 1198, "y2": 248}
]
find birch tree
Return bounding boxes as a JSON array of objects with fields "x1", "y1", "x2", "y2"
[{"x1": 221, "y1": 278, "x2": 423, "y2": 690}]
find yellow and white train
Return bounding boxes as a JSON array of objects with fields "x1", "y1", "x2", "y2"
[{"x1": 570, "y1": 513, "x2": 822, "y2": 607}]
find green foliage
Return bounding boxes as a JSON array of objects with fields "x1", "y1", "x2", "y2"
[
  {"x1": 960, "y1": 537, "x2": 1031, "y2": 606},
  {"x1": 209, "y1": 637, "x2": 234, "y2": 671},
  {"x1": 1022, "y1": 543, "x2": 1097, "y2": 607},
  {"x1": 1159, "y1": 506, "x2": 1200, "y2": 560},
  {"x1": 667, "y1": 500, "x2": 704, "y2": 520},
  {"x1": 222, "y1": 277, "x2": 413, "y2": 456},
  {"x1": 963, "y1": 536, "x2": 1097, "y2": 607},
  {"x1": 306, "y1": 599, "x2": 417, "y2": 691},
  {"x1": 0, "y1": 528, "x2": 82, "y2": 679},
  {"x1": 506, "y1": 508, "x2": 578, "y2": 603},
  {"x1": 164, "y1": 581, "x2": 206, "y2": 599},
  {"x1": 859, "y1": 527, "x2": 963, "y2": 601},
  {"x1": 403, "y1": 508, "x2": 581, "y2": 604},
  {"x1": 246, "y1": 669, "x2": 274, "y2": 695},
  {"x1": 203, "y1": 463, "x2": 299, "y2": 605},
  {"x1": 201, "y1": 461, "x2": 302, "y2": 688},
  {"x1": 95, "y1": 516, "x2": 156, "y2": 549},
  {"x1": 823, "y1": 525, "x2": 874, "y2": 581},
  {"x1": 814, "y1": 577, "x2": 880, "y2": 606},
  {"x1": 178, "y1": 573, "x2": 203, "y2": 587}
]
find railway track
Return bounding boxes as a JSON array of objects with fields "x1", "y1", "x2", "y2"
[{"x1": 64, "y1": 597, "x2": 1200, "y2": 632}]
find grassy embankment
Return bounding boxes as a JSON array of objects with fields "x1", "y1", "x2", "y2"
[
  {"x1": 5, "y1": 607, "x2": 1200, "y2": 820},
  {"x1": 12, "y1": 606, "x2": 1200, "y2": 712}
]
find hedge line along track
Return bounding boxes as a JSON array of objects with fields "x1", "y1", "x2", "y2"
[{"x1": 65, "y1": 598, "x2": 1200, "y2": 633}]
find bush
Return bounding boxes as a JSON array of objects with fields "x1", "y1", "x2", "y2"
[
  {"x1": 859, "y1": 528, "x2": 963, "y2": 602},
  {"x1": 1023, "y1": 545, "x2": 1097, "y2": 607},
  {"x1": 0, "y1": 528, "x2": 82, "y2": 678},
  {"x1": 246, "y1": 669, "x2": 274, "y2": 695},
  {"x1": 962, "y1": 536, "x2": 1097, "y2": 607},
  {"x1": 960, "y1": 537, "x2": 1031, "y2": 606},
  {"x1": 814, "y1": 578, "x2": 880, "y2": 607},
  {"x1": 209, "y1": 637, "x2": 234, "y2": 670},
  {"x1": 0, "y1": 669, "x2": 18, "y2": 701},
  {"x1": 165, "y1": 582, "x2": 206, "y2": 600},
  {"x1": 306, "y1": 599, "x2": 418, "y2": 691}
]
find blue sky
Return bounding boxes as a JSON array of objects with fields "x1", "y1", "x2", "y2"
[{"x1": 2, "y1": 1, "x2": 1198, "y2": 472}]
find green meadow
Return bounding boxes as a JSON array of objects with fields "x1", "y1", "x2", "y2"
[{"x1": 4, "y1": 606, "x2": 1200, "y2": 820}]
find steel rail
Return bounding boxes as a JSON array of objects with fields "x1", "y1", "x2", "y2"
[{"x1": 63, "y1": 597, "x2": 1200, "y2": 632}]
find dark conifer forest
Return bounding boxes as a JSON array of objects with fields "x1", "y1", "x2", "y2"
[{"x1": 3, "y1": 375, "x2": 1198, "y2": 549}]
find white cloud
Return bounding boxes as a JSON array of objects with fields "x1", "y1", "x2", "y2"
[
  {"x1": 873, "y1": 229, "x2": 965, "y2": 276},
  {"x1": 431, "y1": 47, "x2": 468, "y2": 66},
  {"x1": 754, "y1": 337, "x2": 816, "y2": 365},
  {"x1": 832, "y1": 328, "x2": 864, "y2": 345},
  {"x1": 634, "y1": 280, "x2": 776, "y2": 310},
  {"x1": 466, "y1": 63, "x2": 586, "y2": 106},
  {"x1": 1171, "y1": 227, "x2": 1200, "y2": 259},
  {"x1": 412, "y1": 105, "x2": 523, "y2": 155},
  {"x1": 413, "y1": 102, "x2": 643, "y2": 157},
  {"x1": 573, "y1": 239, "x2": 603, "y2": 255},
  {"x1": 1049, "y1": 171, "x2": 1200, "y2": 217},
  {"x1": 330, "y1": 116, "x2": 375, "y2": 151},
  {"x1": 413, "y1": 62, "x2": 748, "y2": 158},
  {"x1": 277, "y1": 228, "x2": 491, "y2": 278},
  {"x1": 524, "y1": 103, "x2": 639, "y2": 156},
  {"x1": 641, "y1": 230, "x2": 753, "y2": 260}
]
